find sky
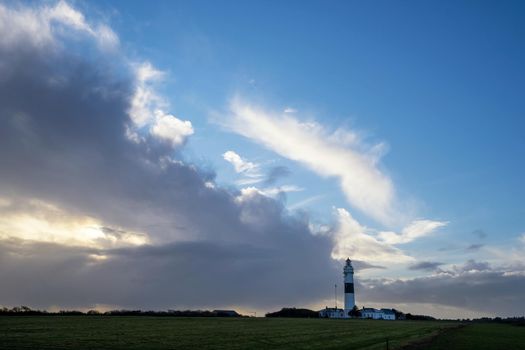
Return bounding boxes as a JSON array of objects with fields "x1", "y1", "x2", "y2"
[{"x1": 0, "y1": 0, "x2": 524, "y2": 319}]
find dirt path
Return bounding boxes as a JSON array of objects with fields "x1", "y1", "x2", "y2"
[{"x1": 398, "y1": 324, "x2": 466, "y2": 350}]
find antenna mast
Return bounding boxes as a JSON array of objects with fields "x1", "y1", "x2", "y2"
[{"x1": 334, "y1": 284, "x2": 337, "y2": 309}]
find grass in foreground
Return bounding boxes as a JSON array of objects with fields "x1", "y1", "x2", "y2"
[
  {"x1": 426, "y1": 323, "x2": 525, "y2": 350},
  {"x1": 0, "y1": 316, "x2": 455, "y2": 350}
]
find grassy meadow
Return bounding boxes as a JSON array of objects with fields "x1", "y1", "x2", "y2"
[
  {"x1": 0, "y1": 316, "x2": 454, "y2": 349},
  {"x1": 426, "y1": 322, "x2": 525, "y2": 350},
  {"x1": 0, "y1": 316, "x2": 523, "y2": 349}
]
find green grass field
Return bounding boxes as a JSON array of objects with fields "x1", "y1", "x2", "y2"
[
  {"x1": 426, "y1": 323, "x2": 525, "y2": 350},
  {"x1": 0, "y1": 317, "x2": 522, "y2": 349},
  {"x1": 0, "y1": 316, "x2": 454, "y2": 349}
]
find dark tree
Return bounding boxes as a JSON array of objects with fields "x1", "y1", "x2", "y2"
[
  {"x1": 348, "y1": 305, "x2": 361, "y2": 318},
  {"x1": 265, "y1": 308, "x2": 319, "y2": 318}
]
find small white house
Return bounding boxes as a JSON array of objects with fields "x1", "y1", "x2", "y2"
[
  {"x1": 319, "y1": 307, "x2": 345, "y2": 319},
  {"x1": 361, "y1": 308, "x2": 396, "y2": 320}
]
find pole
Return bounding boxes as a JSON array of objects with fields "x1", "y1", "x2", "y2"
[{"x1": 334, "y1": 284, "x2": 337, "y2": 309}]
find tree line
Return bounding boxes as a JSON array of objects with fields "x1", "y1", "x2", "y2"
[{"x1": 0, "y1": 306, "x2": 243, "y2": 317}]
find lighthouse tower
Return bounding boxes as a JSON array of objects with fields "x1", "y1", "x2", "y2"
[{"x1": 343, "y1": 258, "x2": 355, "y2": 317}]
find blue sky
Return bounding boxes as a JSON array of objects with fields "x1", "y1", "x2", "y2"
[
  {"x1": 0, "y1": 0, "x2": 524, "y2": 317},
  {"x1": 110, "y1": 0, "x2": 524, "y2": 243}
]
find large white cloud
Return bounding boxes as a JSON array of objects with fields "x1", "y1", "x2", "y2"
[
  {"x1": 127, "y1": 62, "x2": 194, "y2": 148},
  {"x1": 0, "y1": 0, "x2": 118, "y2": 51},
  {"x1": 330, "y1": 208, "x2": 414, "y2": 264},
  {"x1": 151, "y1": 110, "x2": 194, "y2": 147}
]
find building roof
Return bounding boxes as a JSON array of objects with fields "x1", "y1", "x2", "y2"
[
  {"x1": 321, "y1": 307, "x2": 344, "y2": 312},
  {"x1": 362, "y1": 308, "x2": 378, "y2": 312},
  {"x1": 361, "y1": 308, "x2": 395, "y2": 315}
]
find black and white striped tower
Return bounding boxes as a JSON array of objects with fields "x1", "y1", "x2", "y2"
[{"x1": 343, "y1": 258, "x2": 355, "y2": 317}]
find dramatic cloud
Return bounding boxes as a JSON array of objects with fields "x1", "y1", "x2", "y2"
[
  {"x1": 378, "y1": 220, "x2": 448, "y2": 245},
  {"x1": 0, "y1": 198, "x2": 148, "y2": 248},
  {"x1": 2, "y1": 1, "x2": 519, "y2": 319},
  {"x1": 0, "y1": 1, "x2": 339, "y2": 311},
  {"x1": 0, "y1": 220, "x2": 339, "y2": 311},
  {"x1": 224, "y1": 98, "x2": 396, "y2": 225}
]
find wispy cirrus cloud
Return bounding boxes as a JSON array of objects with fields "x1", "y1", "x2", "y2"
[
  {"x1": 223, "y1": 97, "x2": 396, "y2": 225},
  {"x1": 222, "y1": 97, "x2": 449, "y2": 265},
  {"x1": 222, "y1": 150, "x2": 264, "y2": 185},
  {"x1": 378, "y1": 220, "x2": 448, "y2": 245},
  {"x1": 223, "y1": 150, "x2": 259, "y2": 174}
]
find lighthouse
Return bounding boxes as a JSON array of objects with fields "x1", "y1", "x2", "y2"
[{"x1": 343, "y1": 258, "x2": 355, "y2": 317}]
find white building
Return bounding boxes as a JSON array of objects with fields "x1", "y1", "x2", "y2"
[
  {"x1": 319, "y1": 307, "x2": 345, "y2": 318},
  {"x1": 361, "y1": 308, "x2": 396, "y2": 320}
]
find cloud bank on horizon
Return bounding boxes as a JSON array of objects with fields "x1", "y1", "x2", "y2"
[{"x1": 0, "y1": 1, "x2": 523, "y2": 318}]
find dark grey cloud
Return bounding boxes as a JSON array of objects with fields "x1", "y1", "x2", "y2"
[
  {"x1": 0, "y1": 235, "x2": 338, "y2": 310},
  {"x1": 408, "y1": 261, "x2": 443, "y2": 271},
  {"x1": 472, "y1": 229, "x2": 488, "y2": 239},
  {"x1": 454, "y1": 259, "x2": 491, "y2": 273},
  {"x1": 0, "y1": 2, "x2": 340, "y2": 311},
  {"x1": 264, "y1": 166, "x2": 291, "y2": 186},
  {"x1": 359, "y1": 260, "x2": 525, "y2": 317},
  {"x1": 465, "y1": 243, "x2": 484, "y2": 252}
]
